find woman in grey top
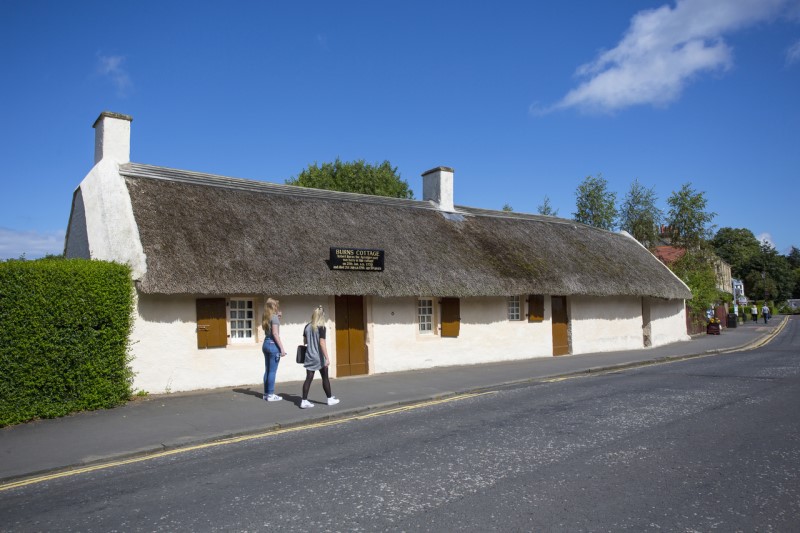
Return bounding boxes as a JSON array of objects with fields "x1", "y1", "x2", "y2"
[{"x1": 300, "y1": 306, "x2": 339, "y2": 409}]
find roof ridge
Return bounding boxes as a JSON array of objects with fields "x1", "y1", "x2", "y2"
[
  {"x1": 120, "y1": 162, "x2": 442, "y2": 211},
  {"x1": 456, "y1": 206, "x2": 583, "y2": 227},
  {"x1": 120, "y1": 162, "x2": 605, "y2": 230}
]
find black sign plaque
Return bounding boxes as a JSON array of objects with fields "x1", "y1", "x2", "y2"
[{"x1": 329, "y1": 248, "x2": 385, "y2": 271}]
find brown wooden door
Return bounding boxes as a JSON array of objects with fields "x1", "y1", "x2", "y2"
[
  {"x1": 196, "y1": 298, "x2": 227, "y2": 349},
  {"x1": 335, "y1": 295, "x2": 367, "y2": 376},
  {"x1": 441, "y1": 298, "x2": 460, "y2": 338},
  {"x1": 551, "y1": 295, "x2": 570, "y2": 356}
]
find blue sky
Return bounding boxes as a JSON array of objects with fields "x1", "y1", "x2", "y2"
[{"x1": 1, "y1": 0, "x2": 799, "y2": 259}]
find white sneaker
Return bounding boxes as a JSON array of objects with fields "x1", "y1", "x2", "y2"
[
  {"x1": 327, "y1": 396, "x2": 340, "y2": 406},
  {"x1": 266, "y1": 394, "x2": 283, "y2": 402},
  {"x1": 300, "y1": 399, "x2": 314, "y2": 409}
]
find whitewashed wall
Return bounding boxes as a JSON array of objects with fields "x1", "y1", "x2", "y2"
[
  {"x1": 64, "y1": 160, "x2": 146, "y2": 278},
  {"x1": 648, "y1": 298, "x2": 690, "y2": 346},
  {"x1": 130, "y1": 292, "x2": 689, "y2": 394},
  {"x1": 568, "y1": 295, "x2": 644, "y2": 354},
  {"x1": 366, "y1": 296, "x2": 553, "y2": 374},
  {"x1": 131, "y1": 294, "x2": 332, "y2": 394}
]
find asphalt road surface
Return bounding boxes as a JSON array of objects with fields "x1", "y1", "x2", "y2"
[{"x1": 2, "y1": 321, "x2": 798, "y2": 532}]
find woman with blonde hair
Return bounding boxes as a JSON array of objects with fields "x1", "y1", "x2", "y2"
[
  {"x1": 299, "y1": 306, "x2": 339, "y2": 409},
  {"x1": 261, "y1": 298, "x2": 286, "y2": 402}
]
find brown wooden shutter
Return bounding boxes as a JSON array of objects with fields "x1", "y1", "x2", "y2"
[
  {"x1": 440, "y1": 298, "x2": 460, "y2": 338},
  {"x1": 196, "y1": 298, "x2": 227, "y2": 349},
  {"x1": 528, "y1": 294, "x2": 544, "y2": 322}
]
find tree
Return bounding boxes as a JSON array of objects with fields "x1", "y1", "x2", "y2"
[
  {"x1": 710, "y1": 227, "x2": 761, "y2": 279},
  {"x1": 573, "y1": 174, "x2": 617, "y2": 230},
  {"x1": 287, "y1": 158, "x2": 413, "y2": 199},
  {"x1": 665, "y1": 183, "x2": 715, "y2": 249},
  {"x1": 788, "y1": 246, "x2": 800, "y2": 298},
  {"x1": 502, "y1": 203, "x2": 514, "y2": 212},
  {"x1": 618, "y1": 179, "x2": 662, "y2": 248},
  {"x1": 670, "y1": 249, "x2": 726, "y2": 317},
  {"x1": 537, "y1": 195, "x2": 559, "y2": 216},
  {"x1": 793, "y1": 269, "x2": 800, "y2": 299},
  {"x1": 744, "y1": 241, "x2": 793, "y2": 302},
  {"x1": 787, "y1": 246, "x2": 800, "y2": 270}
]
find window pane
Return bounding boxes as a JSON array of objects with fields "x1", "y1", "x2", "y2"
[
  {"x1": 508, "y1": 296, "x2": 521, "y2": 320},
  {"x1": 418, "y1": 299, "x2": 433, "y2": 334},
  {"x1": 229, "y1": 299, "x2": 254, "y2": 341}
]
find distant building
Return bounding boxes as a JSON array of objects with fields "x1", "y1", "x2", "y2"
[
  {"x1": 711, "y1": 256, "x2": 733, "y2": 295},
  {"x1": 653, "y1": 245, "x2": 732, "y2": 296},
  {"x1": 733, "y1": 278, "x2": 746, "y2": 305}
]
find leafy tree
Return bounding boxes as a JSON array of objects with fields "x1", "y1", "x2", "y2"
[
  {"x1": 502, "y1": 203, "x2": 514, "y2": 212},
  {"x1": 537, "y1": 195, "x2": 559, "y2": 216},
  {"x1": 710, "y1": 227, "x2": 761, "y2": 279},
  {"x1": 618, "y1": 179, "x2": 662, "y2": 248},
  {"x1": 669, "y1": 250, "x2": 726, "y2": 317},
  {"x1": 744, "y1": 241, "x2": 793, "y2": 302},
  {"x1": 287, "y1": 158, "x2": 413, "y2": 199},
  {"x1": 787, "y1": 246, "x2": 800, "y2": 269},
  {"x1": 665, "y1": 183, "x2": 716, "y2": 249},
  {"x1": 788, "y1": 247, "x2": 800, "y2": 298},
  {"x1": 573, "y1": 174, "x2": 617, "y2": 230}
]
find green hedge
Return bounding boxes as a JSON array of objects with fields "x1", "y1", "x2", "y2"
[{"x1": 0, "y1": 259, "x2": 134, "y2": 426}]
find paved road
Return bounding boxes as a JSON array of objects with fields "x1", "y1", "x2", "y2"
[{"x1": 1, "y1": 319, "x2": 797, "y2": 531}]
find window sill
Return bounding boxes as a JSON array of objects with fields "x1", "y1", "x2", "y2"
[{"x1": 226, "y1": 341, "x2": 258, "y2": 350}]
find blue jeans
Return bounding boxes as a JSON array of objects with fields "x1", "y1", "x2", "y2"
[{"x1": 262, "y1": 339, "x2": 281, "y2": 396}]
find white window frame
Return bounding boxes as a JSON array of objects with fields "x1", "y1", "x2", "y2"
[
  {"x1": 417, "y1": 298, "x2": 434, "y2": 334},
  {"x1": 228, "y1": 298, "x2": 255, "y2": 343},
  {"x1": 507, "y1": 295, "x2": 521, "y2": 321}
]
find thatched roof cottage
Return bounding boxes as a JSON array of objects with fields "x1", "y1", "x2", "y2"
[{"x1": 66, "y1": 112, "x2": 691, "y2": 394}]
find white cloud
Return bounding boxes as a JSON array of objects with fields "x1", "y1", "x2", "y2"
[
  {"x1": 96, "y1": 54, "x2": 132, "y2": 97},
  {"x1": 787, "y1": 39, "x2": 800, "y2": 64},
  {"x1": 544, "y1": 0, "x2": 790, "y2": 114},
  {"x1": 0, "y1": 228, "x2": 66, "y2": 260},
  {"x1": 757, "y1": 232, "x2": 775, "y2": 247}
]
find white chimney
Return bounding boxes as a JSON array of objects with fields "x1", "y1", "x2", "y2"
[
  {"x1": 422, "y1": 166, "x2": 455, "y2": 212},
  {"x1": 93, "y1": 111, "x2": 133, "y2": 165}
]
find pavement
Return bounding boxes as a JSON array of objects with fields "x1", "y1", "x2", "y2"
[{"x1": 0, "y1": 316, "x2": 790, "y2": 484}]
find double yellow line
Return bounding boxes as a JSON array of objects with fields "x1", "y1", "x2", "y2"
[{"x1": 0, "y1": 391, "x2": 494, "y2": 492}]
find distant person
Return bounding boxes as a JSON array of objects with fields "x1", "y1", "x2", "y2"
[
  {"x1": 262, "y1": 298, "x2": 286, "y2": 402},
  {"x1": 762, "y1": 303, "x2": 770, "y2": 324},
  {"x1": 299, "y1": 306, "x2": 339, "y2": 409},
  {"x1": 751, "y1": 304, "x2": 758, "y2": 322}
]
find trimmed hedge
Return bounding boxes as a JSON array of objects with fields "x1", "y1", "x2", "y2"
[{"x1": 0, "y1": 259, "x2": 134, "y2": 426}]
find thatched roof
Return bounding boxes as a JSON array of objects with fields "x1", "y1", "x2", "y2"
[{"x1": 120, "y1": 163, "x2": 691, "y2": 299}]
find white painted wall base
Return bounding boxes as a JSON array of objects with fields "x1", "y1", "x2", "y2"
[
  {"x1": 129, "y1": 293, "x2": 689, "y2": 394},
  {"x1": 569, "y1": 295, "x2": 645, "y2": 354},
  {"x1": 649, "y1": 298, "x2": 691, "y2": 346}
]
